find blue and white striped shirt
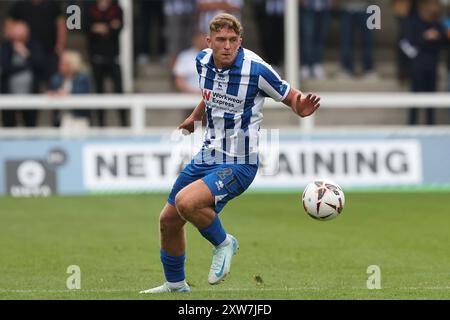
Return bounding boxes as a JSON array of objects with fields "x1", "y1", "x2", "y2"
[{"x1": 195, "y1": 47, "x2": 290, "y2": 164}]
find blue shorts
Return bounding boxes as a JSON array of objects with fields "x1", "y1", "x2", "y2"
[{"x1": 168, "y1": 159, "x2": 258, "y2": 214}]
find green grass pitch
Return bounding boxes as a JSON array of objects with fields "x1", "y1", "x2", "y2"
[{"x1": 0, "y1": 192, "x2": 449, "y2": 300}]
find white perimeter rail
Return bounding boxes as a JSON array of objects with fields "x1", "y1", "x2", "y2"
[{"x1": 0, "y1": 93, "x2": 449, "y2": 135}]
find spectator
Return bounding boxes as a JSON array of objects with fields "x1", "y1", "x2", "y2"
[
  {"x1": 6, "y1": 0, "x2": 67, "y2": 127},
  {"x1": 402, "y1": 0, "x2": 444, "y2": 125},
  {"x1": 47, "y1": 50, "x2": 91, "y2": 127},
  {"x1": 1, "y1": 21, "x2": 44, "y2": 127},
  {"x1": 85, "y1": 0, "x2": 127, "y2": 127},
  {"x1": 173, "y1": 31, "x2": 207, "y2": 93},
  {"x1": 137, "y1": 0, "x2": 166, "y2": 65},
  {"x1": 258, "y1": 0, "x2": 285, "y2": 66},
  {"x1": 163, "y1": 0, "x2": 197, "y2": 68},
  {"x1": 443, "y1": 3, "x2": 450, "y2": 123},
  {"x1": 392, "y1": 0, "x2": 417, "y2": 84},
  {"x1": 196, "y1": 0, "x2": 243, "y2": 34},
  {"x1": 251, "y1": 0, "x2": 267, "y2": 54},
  {"x1": 300, "y1": 0, "x2": 333, "y2": 80},
  {"x1": 6, "y1": 0, "x2": 66, "y2": 88},
  {"x1": 339, "y1": 0, "x2": 377, "y2": 79}
]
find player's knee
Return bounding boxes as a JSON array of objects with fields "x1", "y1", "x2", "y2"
[
  {"x1": 159, "y1": 211, "x2": 183, "y2": 233},
  {"x1": 159, "y1": 215, "x2": 172, "y2": 234},
  {"x1": 174, "y1": 193, "x2": 195, "y2": 218}
]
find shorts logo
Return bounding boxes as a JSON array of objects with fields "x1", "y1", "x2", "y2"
[{"x1": 215, "y1": 180, "x2": 224, "y2": 191}]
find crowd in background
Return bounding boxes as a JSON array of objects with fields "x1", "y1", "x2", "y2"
[
  {"x1": 1, "y1": 0, "x2": 125, "y2": 128},
  {"x1": 1, "y1": 0, "x2": 450, "y2": 127}
]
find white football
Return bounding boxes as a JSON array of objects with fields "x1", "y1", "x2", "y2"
[{"x1": 302, "y1": 179, "x2": 345, "y2": 221}]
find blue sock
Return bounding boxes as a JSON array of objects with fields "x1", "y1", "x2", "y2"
[
  {"x1": 160, "y1": 249, "x2": 185, "y2": 283},
  {"x1": 200, "y1": 214, "x2": 227, "y2": 247}
]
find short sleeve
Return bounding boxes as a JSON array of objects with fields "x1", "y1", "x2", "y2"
[
  {"x1": 174, "y1": 52, "x2": 191, "y2": 76},
  {"x1": 195, "y1": 49, "x2": 210, "y2": 76},
  {"x1": 257, "y1": 63, "x2": 291, "y2": 102}
]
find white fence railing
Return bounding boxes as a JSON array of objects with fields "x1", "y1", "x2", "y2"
[{"x1": 0, "y1": 93, "x2": 449, "y2": 135}]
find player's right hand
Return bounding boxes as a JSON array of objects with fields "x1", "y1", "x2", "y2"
[{"x1": 178, "y1": 116, "x2": 196, "y2": 135}]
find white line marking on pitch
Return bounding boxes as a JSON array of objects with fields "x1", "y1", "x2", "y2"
[{"x1": 1, "y1": 287, "x2": 450, "y2": 294}]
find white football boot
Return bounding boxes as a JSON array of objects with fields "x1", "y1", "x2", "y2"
[
  {"x1": 208, "y1": 234, "x2": 239, "y2": 285},
  {"x1": 139, "y1": 281, "x2": 190, "y2": 294}
]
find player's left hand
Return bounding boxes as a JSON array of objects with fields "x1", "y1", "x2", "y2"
[{"x1": 296, "y1": 93, "x2": 320, "y2": 118}]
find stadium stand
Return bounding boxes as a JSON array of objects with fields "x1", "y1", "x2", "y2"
[{"x1": 1, "y1": 0, "x2": 449, "y2": 128}]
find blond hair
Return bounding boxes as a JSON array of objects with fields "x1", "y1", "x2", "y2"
[
  {"x1": 62, "y1": 50, "x2": 84, "y2": 73},
  {"x1": 209, "y1": 13, "x2": 243, "y2": 36}
]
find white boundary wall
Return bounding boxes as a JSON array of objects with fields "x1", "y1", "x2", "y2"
[{"x1": 0, "y1": 93, "x2": 449, "y2": 135}]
